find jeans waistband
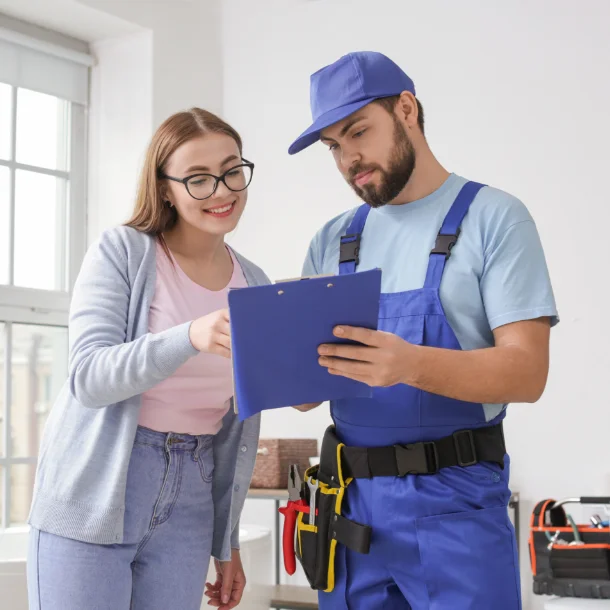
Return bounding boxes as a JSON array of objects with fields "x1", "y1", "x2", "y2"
[{"x1": 135, "y1": 425, "x2": 213, "y2": 452}]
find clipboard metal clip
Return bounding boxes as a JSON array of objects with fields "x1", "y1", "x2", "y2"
[{"x1": 275, "y1": 273, "x2": 334, "y2": 284}]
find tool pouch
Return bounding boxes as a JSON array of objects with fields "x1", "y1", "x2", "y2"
[
  {"x1": 531, "y1": 497, "x2": 610, "y2": 599},
  {"x1": 295, "y1": 442, "x2": 371, "y2": 592}
]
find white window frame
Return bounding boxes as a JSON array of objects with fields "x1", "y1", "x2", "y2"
[{"x1": 0, "y1": 28, "x2": 90, "y2": 529}]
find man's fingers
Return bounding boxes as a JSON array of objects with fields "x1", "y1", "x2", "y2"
[
  {"x1": 293, "y1": 402, "x2": 322, "y2": 412},
  {"x1": 328, "y1": 368, "x2": 371, "y2": 385},
  {"x1": 333, "y1": 325, "x2": 381, "y2": 346},
  {"x1": 318, "y1": 343, "x2": 375, "y2": 362},
  {"x1": 320, "y1": 357, "x2": 372, "y2": 377}
]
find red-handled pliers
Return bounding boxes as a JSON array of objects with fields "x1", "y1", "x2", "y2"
[{"x1": 278, "y1": 464, "x2": 315, "y2": 575}]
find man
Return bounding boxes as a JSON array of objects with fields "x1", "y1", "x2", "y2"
[{"x1": 289, "y1": 51, "x2": 558, "y2": 609}]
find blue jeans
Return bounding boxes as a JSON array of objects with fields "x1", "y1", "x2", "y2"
[{"x1": 27, "y1": 426, "x2": 215, "y2": 610}]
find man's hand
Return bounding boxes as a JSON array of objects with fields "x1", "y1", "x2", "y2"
[
  {"x1": 204, "y1": 549, "x2": 246, "y2": 609},
  {"x1": 292, "y1": 402, "x2": 322, "y2": 412},
  {"x1": 317, "y1": 319, "x2": 551, "y2": 405},
  {"x1": 318, "y1": 326, "x2": 413, "y2": 387}
]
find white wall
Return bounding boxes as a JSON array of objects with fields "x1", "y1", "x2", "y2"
[
  {"x1": 0, "y1": 12, "x2": 90, "y2": 53},
  {"x1": 88, "y1": 31, "x2": 153, "y2": 239},
  {"x1": 0, "y1": 0, "x2": 142, "y2": 43},
  {"x1": 222, "y1": 0, "x2": 610, "y2": 606},
  {"x1": 81, "y1": 0, "x2": 223, "y2": 126},
  {"x1": 84, "y1": 0, "x2": 224, "y2": 241}
]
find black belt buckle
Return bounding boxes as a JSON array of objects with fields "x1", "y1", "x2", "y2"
[
  {"x1": 395, "y1": 442, "x2": 439, "y2": 476},
  {"x1": 340, "y1": 234, "x2": 361, "y2": 265},
  {"x1": 453, "y1": 429, "x2": 478, "y2": 467}
]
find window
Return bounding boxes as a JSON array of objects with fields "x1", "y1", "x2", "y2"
[{"x1": 0, "y1": 30, "x2": 90, "y2": 528}]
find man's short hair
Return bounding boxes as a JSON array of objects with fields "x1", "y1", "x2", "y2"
[{"x1": 375, "y1": 95, "x2": 425, "y2": 135}]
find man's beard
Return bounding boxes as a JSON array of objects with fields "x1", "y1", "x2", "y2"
[{"x1": 348, "y1": 118, "x2": 416, "y2": 208}]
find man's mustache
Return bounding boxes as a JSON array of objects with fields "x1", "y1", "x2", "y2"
[{"x1": 348, "y1": 164, "x2": 382, "y2": 182}]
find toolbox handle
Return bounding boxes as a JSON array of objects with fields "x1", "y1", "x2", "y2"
[
  {"x1": 581, "y1": 497, "x2": 610, "y2": 505},
  {"x1": 552, "y1": 497, "x2": 610, "y2": 508}
]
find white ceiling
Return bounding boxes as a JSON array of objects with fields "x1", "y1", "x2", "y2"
[{"x1": 0, "y1": 0, "x2": 142, "y2": 43}]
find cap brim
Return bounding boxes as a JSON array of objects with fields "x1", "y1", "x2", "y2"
[{"x1": 288, "y1": 98, "x2": 376, "y2": 155}]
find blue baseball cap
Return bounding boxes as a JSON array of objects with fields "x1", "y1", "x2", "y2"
[{"x1": 288, "y1": 51, "x2": 416, "y2": 155}]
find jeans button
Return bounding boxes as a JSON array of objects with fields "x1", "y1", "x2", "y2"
[
  {"x1": 234, "y1": 484, "x2": 240, "y2": 492},
  {"x1": 240, "y1": 445, "x2": 247, "y2": 453}
]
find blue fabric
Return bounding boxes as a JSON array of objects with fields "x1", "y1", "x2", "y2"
[
  {"x1": 321, "y1": 457, "x2": 520, "y2": 609},
  {"x1": 302, "y1": 173, "x2": 559, "y2": 424},
  {"x1": 28, "y1": 226, "x2": 269, "y2": 560},
  {"x1": 317, "y1": 181, "x2": 522, "y2": 608},
  {"x1": 28, "y1": 427, "x2": 216, "y2": 610},
  {"x1": 424, "y1": 181, "x2": 485, "y2": 289},
  {"x1": 333, "y1": 181, "x2": 494, "y2": 446},
  {"x1": 289, "y1": 51, "x2": 416, "y2": 154},
  {"x1": 339, "y1": 204, "x2": 370, "y2": 275}
]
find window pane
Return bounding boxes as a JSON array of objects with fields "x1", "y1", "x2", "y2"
[
  {"x1": 10, "y1": 324, "x2": 67, "y2": 458},
  {"x1": 0, "y1": 83, "x2": 12, "y2": 160},
  {"x1": 0, "y1": 323, "x2": 4, "y2": 457},
  {"x1": 0, "y1": 166, "x2": 9, "y2": 285},
  {"x1": 16, "y1": 89, "x2": 69, "y2": 171},
  {"x1": 10, "y1": 464, "x2": 36, "y2": 526},
  {"x1": 14, "y1": 169, "x2": 67, "y2": 291},
  {"x1": 0, "y1": 467, "x2": 4, "y2": 527}
]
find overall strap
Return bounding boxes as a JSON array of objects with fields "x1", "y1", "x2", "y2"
[
  {"x1": 424, "y1": 181, "x2": 486, "y2": 289},
  {"x1": 338, "y1": 204, "x2": 371, "y2": 275}
]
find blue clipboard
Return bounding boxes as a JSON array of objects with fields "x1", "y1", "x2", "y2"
[{"x1": 228, "y1": 268, "x2": 381, "y2": 421}]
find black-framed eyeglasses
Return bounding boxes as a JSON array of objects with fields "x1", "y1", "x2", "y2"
[{"x1": 159, "y1": 159, "x2": 254, "y2": 201}]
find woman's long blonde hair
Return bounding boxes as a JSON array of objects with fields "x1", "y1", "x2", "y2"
[{"x1": 126, "y1": 108, "x2": 243, "y2": 235}]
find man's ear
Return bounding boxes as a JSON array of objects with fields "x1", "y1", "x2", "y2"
[{"x1": 397, "y1": 91, "x2": 419, "y2": 129}]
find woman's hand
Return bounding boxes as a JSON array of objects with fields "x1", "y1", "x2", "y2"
[
  {"x1": 204, "y1": 549, "x2": 246, "y2": 609},
  {"x1": 189, "y1": 309, "x2": 231, "y2": 358}
]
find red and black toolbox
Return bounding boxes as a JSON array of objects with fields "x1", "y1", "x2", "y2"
[{"x1": 530, "y1": 497, "x2": 610, "y2": 599}]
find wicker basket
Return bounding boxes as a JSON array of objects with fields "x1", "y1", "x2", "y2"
[{"x1": 250, "y1": 438, "x2": 318, "y2": 489}]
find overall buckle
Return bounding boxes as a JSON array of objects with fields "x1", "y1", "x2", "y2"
[
  {"x1": 453, "y1": 429, "x2": 478, "y2": 467},
  {"x1": 395, "y1": 442, "x2": 439, "y2": 476},
  {"x1": 431, "y1": 229, "x2": 461, "y2": 259},
  {"x1": 339, "y1": 234, "x2": 361, "y2": 265}
]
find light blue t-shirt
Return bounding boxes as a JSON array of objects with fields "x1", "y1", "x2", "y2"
[{"x1": 302, "y1": 173, "x2": 558, "y2": 419}]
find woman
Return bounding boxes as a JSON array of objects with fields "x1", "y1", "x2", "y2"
[{"x1": 27, "y1": 108, "x2": 269, "y2": 610}]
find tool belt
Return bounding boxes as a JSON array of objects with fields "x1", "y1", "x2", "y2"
[
  {"x1": 530, "y1": 497, "x2": 610, "y2": 599},
  {"x1": 320, "y1": 422, "x2": 506, "y2": 481},
  {"x1": 296, "y1": 452, "x2": 371, "y2": 591},
  {"x1": 294, "y1": 422, "x2": 506, "y2": 591}
]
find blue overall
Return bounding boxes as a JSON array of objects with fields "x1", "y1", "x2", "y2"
[{"x1": 320, "y1": 182, "x2": 521, "y2": 609}]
